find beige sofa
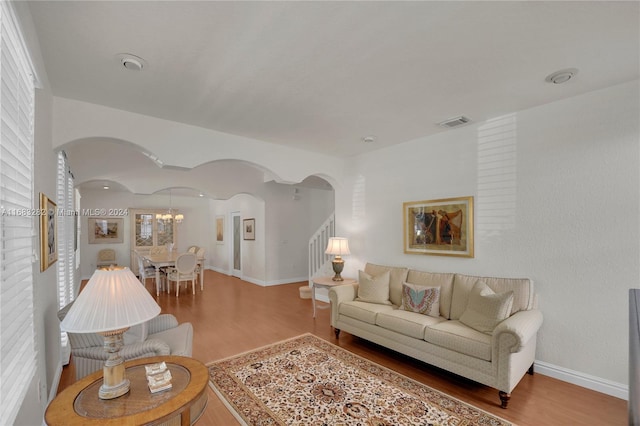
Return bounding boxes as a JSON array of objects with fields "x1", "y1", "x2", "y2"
[{"x1": 329, "y1": 263, "x2": 543, "y2": 408}]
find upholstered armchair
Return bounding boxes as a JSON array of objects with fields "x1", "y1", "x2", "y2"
[{"x1": 58, "y1": 302, "x2": 193, "y2": 380}]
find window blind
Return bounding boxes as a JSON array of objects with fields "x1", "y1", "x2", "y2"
[
  {"x1": 56, "y1": 151, "x2": 75, "y2": 309},
  {"x1": 0, "y1": 2, "x2": 36, "y2": 424}
]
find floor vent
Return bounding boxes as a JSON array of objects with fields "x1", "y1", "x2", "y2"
[{"x1": 438, "y1": 116, "x2": 471, "y2": 128}]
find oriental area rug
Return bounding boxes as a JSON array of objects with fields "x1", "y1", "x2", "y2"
[{"x1": 207, "y1": 333, "x2": 512, "y2": 426}]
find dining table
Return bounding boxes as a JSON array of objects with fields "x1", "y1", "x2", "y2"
[{"x1": 142, "y1": 251, "x2": 204, "y2": 296}]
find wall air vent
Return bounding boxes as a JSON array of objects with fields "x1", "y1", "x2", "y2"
[{"x1": 438, "y1": 116, "x2": 471, "y2": 128}]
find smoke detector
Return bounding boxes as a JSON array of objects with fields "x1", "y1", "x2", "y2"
[
  {"x1": 116, "y1": 53, "x2": 147, "y2": 71},
  {"x1": 438, "y1": 116, "x2": 471, "y2": 128},
  {"x1": 545, "y1": 68, "x2": 578, "y2": 84}
]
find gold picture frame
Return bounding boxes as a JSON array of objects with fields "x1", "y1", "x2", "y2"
[
  {"x1": 40, "y1": 193, "x2": 58, "y2": 271},
  {"x1": 216, "y1": 215, "x2": 224, "y2": 244},
  {"x1": 403, "y1": 196, "x2": 474, "y2": 258},
  {"x1": 88, "y1": 217, "x2": 124, "y2": 244}
]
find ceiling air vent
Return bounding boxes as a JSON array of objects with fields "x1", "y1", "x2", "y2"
[{"x1": 438, "y1": 116, "x2": 471, "y2": 128}]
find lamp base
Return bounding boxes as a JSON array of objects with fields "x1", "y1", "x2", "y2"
[
  {"x1": 99, "y1": 329, "x2": 131, "y2": 399},
  {"x1": 331, "y1": 257, "x2": 345, "y2": 281}
]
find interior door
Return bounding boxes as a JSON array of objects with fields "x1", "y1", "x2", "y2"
[{"x1": 232, "y1": 212, "x2": 241, "y2": 278}]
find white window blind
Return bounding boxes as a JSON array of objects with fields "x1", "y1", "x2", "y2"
[
  {"x1": 56, "y1": 151, "x2": 75, "y2": 309},
  {"x1": 0, "y1": 2, "x2": 36, "y2": 424}
]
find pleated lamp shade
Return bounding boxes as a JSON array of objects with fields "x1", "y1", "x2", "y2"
[
  {"x1": 61, "y1": 267, "x2": 160, "y2": 334},
  {"x1": 325, "y1": 237, "x2": 351, "y2": 256}
]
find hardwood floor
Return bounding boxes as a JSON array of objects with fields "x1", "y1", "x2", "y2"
[{"x1": 58, "y1": 270, "x2": 626, "y2": 425}]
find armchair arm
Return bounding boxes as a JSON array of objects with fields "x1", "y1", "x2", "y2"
[
  {"x1": 72, "y1": 339, "x2": 171, "y2": 361},
  {"x1": 329, "y1": 284, "x2": 358, "y2": 327},
  {"x1": 148, "y1": 314, "x2": 179, "y2": 334},
  {"x1": 492, "y1": 309, "x2": 543, "y2": 354}
]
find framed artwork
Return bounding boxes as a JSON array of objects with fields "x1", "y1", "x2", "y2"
[
  {"x1": 403, "y1": 196, "x2": 474, "y2": 258},
  {"x1": 216, "y1": 215, "x2": 224, "y2": 244},
  {"x1": 40, "y1": 193, "x2": 58, "y2": 271},
  {"x1": 243, "y1": 218, "x2": 255, "y2": 240},
  {"x1": 88, "y1": 217, "x2": 124, "y2": 244}
]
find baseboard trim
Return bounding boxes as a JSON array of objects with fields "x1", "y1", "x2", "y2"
[{"x1": 535, "y1": 360, "x2": 628, "y2": 400}]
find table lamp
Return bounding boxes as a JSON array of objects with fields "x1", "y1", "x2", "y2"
[
  {"x1": 60, "y1": 267, "x2": 161, "y2": 399},
  {"x1": 325, "y1": 237, "x2": 351, "y2": 281}
]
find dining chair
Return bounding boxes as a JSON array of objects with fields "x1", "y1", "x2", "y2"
[
  {"x1": 97, "y1": 249, "x2": 116, "y2": 268},
  {"x1": 187, "y1": 245, "x2": 199, "y2": 253},
  {"x1": 166, "y1": 252, "x2": 197, "y2": 297},
  {"x1": 135, "y1": 251, "x2": 164, "y2": 296},
  {"x1": 194, "y1": 247, "x2": 206, "y2": 290}
]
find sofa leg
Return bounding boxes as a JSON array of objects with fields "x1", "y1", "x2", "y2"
[
  {"x1": 334, "y1": 328, "x2": 341, "y2": 339},
  {"x1": 528, "y1": 363, "x2": 534, "y2": 375},
  {"x1": 499, "y1": 391, "x2": 511, "y2": 409}
]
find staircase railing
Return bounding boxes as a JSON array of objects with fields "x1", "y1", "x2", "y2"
[{"x1": 308, "y1": 213, "x2": 335, "y2": 285}]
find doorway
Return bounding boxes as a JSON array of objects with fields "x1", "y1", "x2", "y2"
[{"x1": 231, "y1": 212, "x2": 241, "y2": 278}]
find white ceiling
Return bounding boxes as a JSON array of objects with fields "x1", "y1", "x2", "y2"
[{"x1": 25, "y1": 1, "x2": 639, "y2": 193}]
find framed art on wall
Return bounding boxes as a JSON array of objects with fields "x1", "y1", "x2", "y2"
[
  {"x1": 243, "y1": 218, "x2": 255, "y2": 240},
  {"x1": 216, "y1": 215, "x2": 224, "y2": 244},
  {"x1": 40, "y1": 193, "x2": 58, "y2": 271},
  {"x1": 88, "y1": 217, "x2": 124, "y2": 244},
  {"x1": 403, "y1": 196, "x2": 474, "y2": 258}
]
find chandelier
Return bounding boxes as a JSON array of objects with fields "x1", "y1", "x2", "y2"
[{"x1": 156, "y1": 189, "x2": 184, "y2": 223}]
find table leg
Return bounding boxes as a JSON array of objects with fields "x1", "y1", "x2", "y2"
[
  {"x1": 155, "y1": 267, "x2": 161, "y2": 297},
  {"x1": 312, "y1": 282, "x2": 317, "y2": 318}
]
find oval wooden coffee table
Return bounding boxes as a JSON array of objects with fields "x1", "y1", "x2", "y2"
[{"x1": 45, "y1": 356, "x2": 208, "y2": 425}]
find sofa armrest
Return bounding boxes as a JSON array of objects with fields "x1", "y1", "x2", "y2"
[
  {"x1": 329, "y1": 283, "x2": 358, "y2": 327},
  {"x1": 148, "y1": 314, "x2": 179, "y2": 334},
  {"x1": 492, "y1": 309, "x2": 543, "y2": 354}
]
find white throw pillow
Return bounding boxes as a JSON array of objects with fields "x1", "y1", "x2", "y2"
[
  {"x1": 356, "y1": 270, "x2": 392, "y2": 305},
  {"x1": 459, "y1": 281, "x2": 513, "y2": 334},
  {"x1": 400, "y1": 283, "x2": 440, "y2": 317}
]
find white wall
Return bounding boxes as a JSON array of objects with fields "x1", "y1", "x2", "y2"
[
  {"x1": 264, "y1": 182, "x2": 335, "y2": 284},
  {"x1": 335, "y1": 80, "x2": 639, "y2": 396}
]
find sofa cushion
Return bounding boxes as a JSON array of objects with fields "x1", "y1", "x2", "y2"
[
  {"x1": 405, "y1": 270, "x2": 455, "y2": 318},
  {"x1": 450, "y1": 274, "x2": 533, "y2": 319},
  {"x1": 123, "y1": 322, "x2": 149, "y2": 345},
  {"x1": 364, "y1": 263, "x2": 409, "y2": 306},
  {"x1": 376, "y1": 309, "x2": 445, "y2": 340},
  {"x1": 424, "y1": 320, "x2": 492, "y2": 361},
  {"x1": 400, "y1": 283, "x2": 440, "y2": 317},
  {"x1": 339, "y1": 301, "x2": 395, "y2": 325},
  {"x1": 459, "y1": 281, "x2": 514, "y2": 334},
  {"x1": 356, "y1": 270, "x2": 392, "y2": 305}
]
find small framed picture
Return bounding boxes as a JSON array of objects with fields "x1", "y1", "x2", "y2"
[
  {"x1": 216, "y1": 215, "x2": 224, "y2": 244},
  {"x1": 40, "y1": 193, "x2": 58, "y2": 271},
  {"x1": 243, "y1": 218, "x2": 255, "y2": 240},
  {"x1": 88, "y1": 217, "x2": 124, "y2": 244}
]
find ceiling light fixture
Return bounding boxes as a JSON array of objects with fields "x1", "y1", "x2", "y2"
[
  {"x1": 116, "y1": 53, "x2": 147, "y2": 72},
  {"x1": 103, "y1": 185, "x2": 110, "y2": 190},
  {"x1": 362, "y1": 136, "x2": 375, "y2": 143},
  {"x1": 545, "y1": 68, "x2": 578, "y2": 84}
]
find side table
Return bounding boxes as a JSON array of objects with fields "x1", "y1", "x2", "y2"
[
  {"x1": 45, "y1": 356, "x2": 208, "y2": 426},
  {"x1": 312, "y1": 275, "x2": 357, "y2": 318}
]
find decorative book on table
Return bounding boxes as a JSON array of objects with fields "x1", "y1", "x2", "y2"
[{"x1": 145, "y1": 362, "x2": 172, "y2": 393}]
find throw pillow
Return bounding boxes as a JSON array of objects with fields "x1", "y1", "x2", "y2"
[
  {"x1": 356, "y1": 270, "x2": 392, "y2": 305},
  {"x1": 400, "y1": 283, "x2": 440, "y2": 317},
  {"x1": 459, "y1": 281, "x2": 514, "y2": 334}
]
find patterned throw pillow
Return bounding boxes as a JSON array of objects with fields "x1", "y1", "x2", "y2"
[
  {"x1": 459, "y1": 281, "x2": 514, "y2": 334},
  {"x1": 356, "y1": 270, "x2": 392, "y2": 305},
  {"x1": 400, "y1": 283, "x2": 440, "y2": 317}
]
